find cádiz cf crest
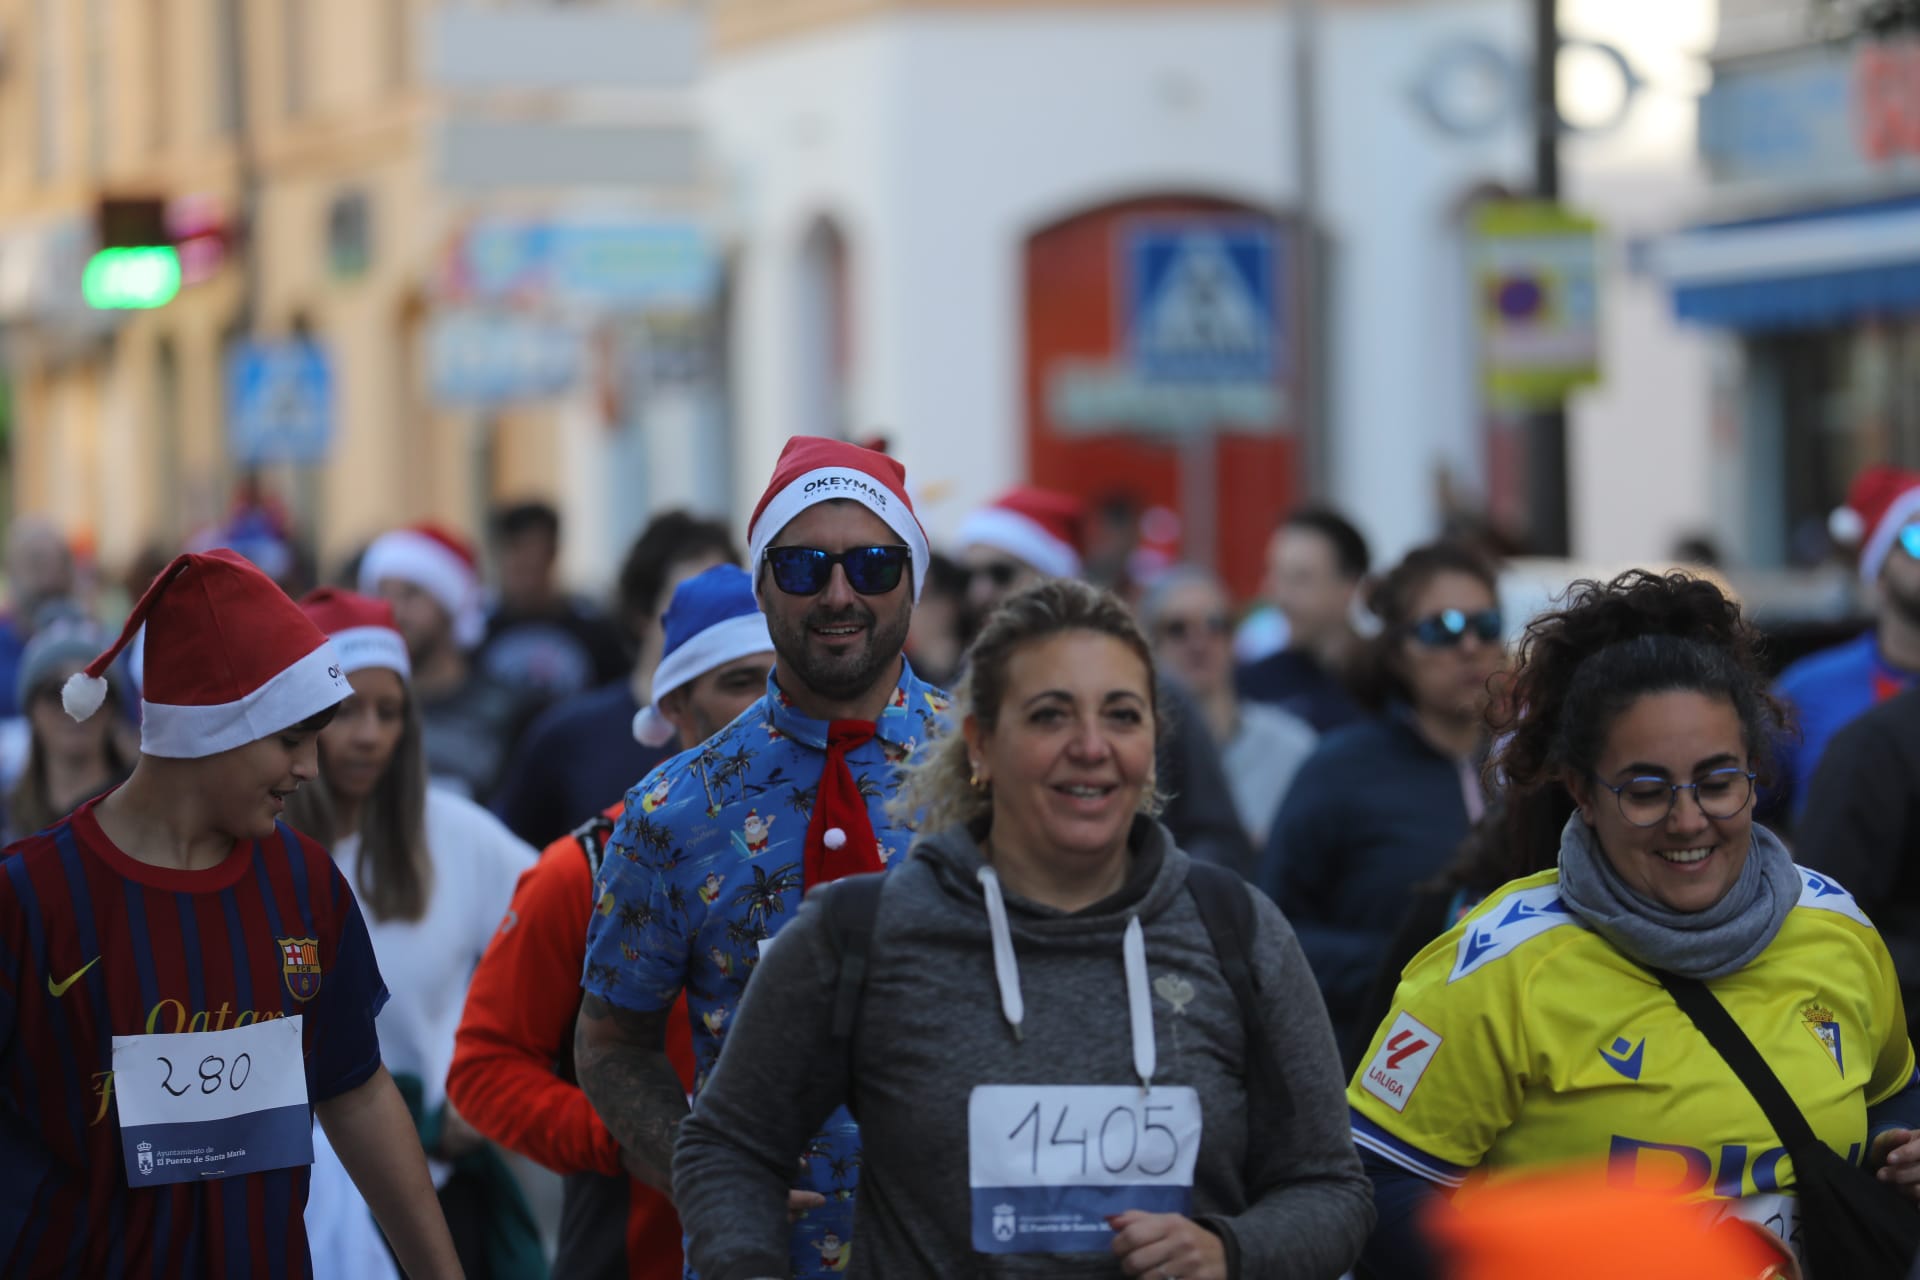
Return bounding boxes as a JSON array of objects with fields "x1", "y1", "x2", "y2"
[
  {"x1": 279, "y1": 937, "x2": 323, "y2": 1002},
  {"x1": 1801, "y1": 1002, "x2": 1843, "y2": 1076}
]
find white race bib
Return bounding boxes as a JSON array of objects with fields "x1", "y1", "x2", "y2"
[
  {"x1": 111, "y1": 1016, "x2": 311, "y2": 1186},
  {"x1": 1715, "y1": 1193, "x2": 1802, "y2": 1271},
  {"x1": 968, "y1": 1084, "x2": 1201, "y2": 1255}
]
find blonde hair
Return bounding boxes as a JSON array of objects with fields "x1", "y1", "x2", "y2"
[{"x1": 892, "y1": 578, "x2": 1163, "y2": 833}]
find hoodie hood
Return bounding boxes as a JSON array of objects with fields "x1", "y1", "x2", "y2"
[{"x1": 907, "y1": 815, "x2": 1192, "y2": 1089}]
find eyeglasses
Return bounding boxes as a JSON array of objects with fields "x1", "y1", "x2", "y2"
[
  {"x1": 1408, "y1": 608, "x2": 1503, "y2": 648},
  {"x1": 1899, "y1": 524, "x2": 1920, "y2": 562},
  {"x1": 1592, "y1": 767, "x2": 1756, "y2": 828},
  {"x1": 1157, "y1": 614, "x2": 1230, "y2": 643},
  {"x1": 764, "y1": 545, "x2": 911, "y2": 596},
  {"x1": 967, "y1": 561, "x2": 1021, "y2": 590}
]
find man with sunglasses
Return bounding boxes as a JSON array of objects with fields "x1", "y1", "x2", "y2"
[
  {"x1": 578, "y1": 436, "x2": 950, "y2": 1280},
  {"x1": 1772, "y1": 464, "x2": 1920, "y2": 828}
]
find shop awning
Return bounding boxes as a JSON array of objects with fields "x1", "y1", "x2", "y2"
[{"x1": 1648, "y1": 195, "x2": 1920, "y2": 331}]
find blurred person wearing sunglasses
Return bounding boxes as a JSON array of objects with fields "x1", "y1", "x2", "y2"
[
  {"x1": 577, "y1": 437, "x2": 952, "y2": 1280},
  {"x1": 1770, "y1": 464, "x2": 1920, "y2": 829},
  {"x1": 1143, "y1": 566, "x2": 1316, "y2": 849},
  {"x1": 956, "y1": 485, "x2": 1088, "y2": 638},
  {"x1": 1258, "y1": 542, "x2": 1505, "y2": 1062},
  {"x1": 1237, "y1": 508, "x2": 1370, "y2": 733}
]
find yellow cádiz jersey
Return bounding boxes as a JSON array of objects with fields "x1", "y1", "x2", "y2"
[{"x1": 1347, "y1": 866, "x2": 1917, "y2": 1207}]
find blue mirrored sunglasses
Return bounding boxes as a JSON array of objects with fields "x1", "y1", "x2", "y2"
[
  {"x1": 1899, "y1": 524, "x2": 1920, "y2": 562},
  {"x1": 1410, "y1": 607, "x2": 1503, "y2": 648},
  {"x1": 765, "y1": 545, "x2": 911, "y2": 596}
]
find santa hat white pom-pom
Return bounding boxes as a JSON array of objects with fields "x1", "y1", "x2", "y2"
[
  {"x1": 632, "y1": 707, "x2": 677, "y2": 749},
  {"x1": 1830, "y1": 505, "x2": 1867, "y2": 547},
  {"x1": 62, "y1": 670, "x2": 109, "y2": 722},
  {"x1": 823, "y1": 827, "x2": 847, "y2": 850}
]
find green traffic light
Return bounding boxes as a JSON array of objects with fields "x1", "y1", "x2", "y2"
[{"x1": 83, "y1": 246, "x2": 181, "y2": 309}]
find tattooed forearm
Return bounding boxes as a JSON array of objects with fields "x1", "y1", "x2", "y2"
[{"x1": 575, "y1": 995, "x2": 690, "y2": 1199}]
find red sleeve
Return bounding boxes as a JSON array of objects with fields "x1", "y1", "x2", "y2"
[{"x1": 448, "y1": 838, "x2": 625, "y2": 1176}]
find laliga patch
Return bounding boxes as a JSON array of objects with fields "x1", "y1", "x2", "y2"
[{"x1": 1362, "y1": 1012, "x2": 1441, "y2": 1113}]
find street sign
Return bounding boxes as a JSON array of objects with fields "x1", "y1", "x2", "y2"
[
  {"x1": 1126, "y1": 221, "x2": 1279, "y2": 383},
  {"x1": 1473, "y1": 201, "x2": 1599, "y2": 407},
  {"x1": 440, "y1": 217, "x2": 716, "y2": 311},
  {"x1": 428, "y1": 311, "x2": 587, "y2": 406},
  {"x1": 227, "y1": 342, "x2": 334, "y2": 465}
]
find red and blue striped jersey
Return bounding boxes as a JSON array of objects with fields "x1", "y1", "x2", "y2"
[{"x1": 0, "y1": 798, "x2": 388, "y2": 1278}]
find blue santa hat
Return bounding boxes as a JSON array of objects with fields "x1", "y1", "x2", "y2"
[{"x1": 632, "y1": 565, "x2": 775, "y2": 748}]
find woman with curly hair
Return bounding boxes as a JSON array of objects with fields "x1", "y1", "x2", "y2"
[{"x1": 1347, "y1": 570, "x2": 1920, "y2": 1279}]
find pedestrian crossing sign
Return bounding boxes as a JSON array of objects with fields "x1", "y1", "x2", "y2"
[{"x1": 1126, "y1": 221, "x2": 1280, "y2": 384}]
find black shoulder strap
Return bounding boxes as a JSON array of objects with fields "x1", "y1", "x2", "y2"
[
  {"x1": 825, "y1": 872, "x2": 889, "y2": 1044},
  {"x1": 1655, "y1": 969, "x2": 1822, "y2": 1156},
  {"x1": 1185, "y1": 862, "x2": 1294, "y2": 1119}
]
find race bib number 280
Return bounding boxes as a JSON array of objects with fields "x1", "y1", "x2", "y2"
[
  {"x1": 110, "y1": 1016, "x2": 312, "y2": 1186},
  {"x1": 968, "y1": 1084, "x2": 1201, "y2": 1255}
]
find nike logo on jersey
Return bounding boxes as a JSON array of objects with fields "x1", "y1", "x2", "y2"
[
  {"x1": 48, "y1": 956, "x2": 99, "y2": 998},
  {"x1": 1599, "y1": 1035, "x2": 1645, "y2": 1081}
]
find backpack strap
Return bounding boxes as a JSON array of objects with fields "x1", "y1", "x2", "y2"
[
  {"x1": 1185, "y1": 861, "x2": 1294, "y2": 1120},
  {"x1": 824, "y1": 872, "x2": 889, "y2": 1045}
]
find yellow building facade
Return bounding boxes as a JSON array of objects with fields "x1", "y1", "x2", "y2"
[{"x1": 0, "y1": 0, "x2": 566, "y2": 583}]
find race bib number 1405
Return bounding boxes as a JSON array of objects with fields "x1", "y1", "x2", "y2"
[{"x1": 968, "y1": 1084, "x2": 1201, "y2": 1255}]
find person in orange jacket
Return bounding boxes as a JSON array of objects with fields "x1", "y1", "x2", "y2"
[{"x1": 447, "y1": 566, "x2": 775, "y2": 1278}]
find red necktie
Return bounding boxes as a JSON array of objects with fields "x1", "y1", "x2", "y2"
[{"x1": 803, "y1": 720, "x2": 885, "y2": 889}]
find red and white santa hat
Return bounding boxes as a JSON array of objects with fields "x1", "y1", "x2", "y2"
[
  {"x1": 1830, "y1": 464, "x2": 1920, "y2": 584},
  {"x1": 747, "y1": 436, "x2": 930, "y2": 599},
  {"x1": 357, "y1": 523, "x2": 486, "y2": 649},
  {"x1": 62, "y1": 549, "x2": 350, "y2": 758},
  {"x1": 299, "y1": 588, "x2": 411, "y2": 681},
  {"x1": 957, "y1": 485, "x2": 1087, "y2": 580}
]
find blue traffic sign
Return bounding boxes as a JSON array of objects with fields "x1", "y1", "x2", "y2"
[
  {"x1": 227, "y1": 342, "x2": 334, "y2": 465},
  {"x1": 1126, "y1": 221, "x2": 1282, "y2": 384}
]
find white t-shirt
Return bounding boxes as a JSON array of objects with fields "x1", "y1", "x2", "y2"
[
  {"x1": 305, "y1": 785, "x2": 535, "y2": 1270},
  {"x1": 1222, "y1": 701, "x2": 1317, "y2": 848}
]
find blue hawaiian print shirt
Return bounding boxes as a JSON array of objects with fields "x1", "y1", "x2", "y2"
[{"x1": 582, "y1": 662, "x2": 950, "y2": 1280}]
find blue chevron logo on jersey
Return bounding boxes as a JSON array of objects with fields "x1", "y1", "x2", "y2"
[
  {"x1": 1449, "y1": 882, "x2": 1585, "y2": 983},
  {"x1": 1599, "y1": 1035, "x2": 1645, "y2": 1081}
]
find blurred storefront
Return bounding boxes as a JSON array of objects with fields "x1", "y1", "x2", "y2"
[
  {"x1": 1648, "y1": 15, "x2": 1920, "y2": 568},
  {"x1": 706, "y1": 0, "x2": 1542, "y2": 593}
]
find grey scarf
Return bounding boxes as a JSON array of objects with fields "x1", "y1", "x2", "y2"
[{"x1": 1556, "y1": 813, "x2": 1800, "y2": 979}]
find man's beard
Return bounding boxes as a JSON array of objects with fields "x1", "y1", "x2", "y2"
[{"x1": 768, "y1": 600, "x2": 912, "y2": 705}]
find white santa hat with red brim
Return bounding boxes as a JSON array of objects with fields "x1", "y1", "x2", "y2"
[
  {"x1": 956, "y1": 485, "x2": 1087, "y2": 580},
  {"x1": 357, "y1": 523, "x2": 487, "y2": 650},
  {"x1": 63, "y1": 549, "x2": 351, "y2": 758},
  {"x1": 747, "y1": 436, "x2": 930, "y2": 601}
]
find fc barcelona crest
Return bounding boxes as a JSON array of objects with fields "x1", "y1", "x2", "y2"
[{"x1": 279, "y1": 937, "x2": 322, "y2": 1001}]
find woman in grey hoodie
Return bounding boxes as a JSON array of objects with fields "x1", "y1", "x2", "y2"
[{"x1": 675, "y1": 580, "x2": 1373, "y2": 1280}]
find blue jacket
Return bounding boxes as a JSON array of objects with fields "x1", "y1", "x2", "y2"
[
  {"x1": 1773, "y1": 631, "x2": 1917, "y2": 825},
  {"x1": 1258, "y1": 711, "x2": 1477, "y2": 1057}
]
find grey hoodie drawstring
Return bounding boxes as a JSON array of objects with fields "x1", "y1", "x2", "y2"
[
  {"x1": 979, "y1": 866, "x2": 1024, "y2": 1041},
  {"x1": 976, "y1": 865, "x2": 1157, "y2": 1089},
  {"x1": 1123, "y1": 916, "x2": 1155, "y2": 1091}
]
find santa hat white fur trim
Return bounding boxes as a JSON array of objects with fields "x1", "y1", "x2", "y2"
[
  {"x1": 1858, "y1": 486, "x2": 1920, "y2": 585},
  {"x1": 138, "y1": 639, "x2": 351, "y2": 759},
  {"x1": 359, "y1": 529, "x2": 486, "y2": 650},
  {"x1": 748, "y1": 467, "x2": 930, "y2": 601},
  {"x1": 631, "y1": 613, "x2": 775, "y2": 749},
  {"x1": 957, "y1": 507, "x2": 1082, "y2": 580},
  {"x1": 327, "y1": 625, "x2": 412, "y2": 681}
]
